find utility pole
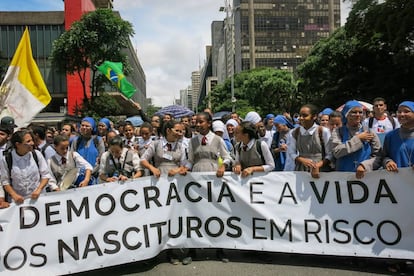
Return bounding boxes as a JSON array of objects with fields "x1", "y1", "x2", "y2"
[
  {"x1": 328, "y1": 0, "x2": 335, "y2": 34},
  {"x1": 220, "y1": 0, "x2": 236, "y2": 112},
  {"x1": 248, "y1": 0, "x2": 255, "y2": 69}
]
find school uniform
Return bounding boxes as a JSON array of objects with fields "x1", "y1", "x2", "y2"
[
  {"x1": 185, "y1": 131, "x2": 231, "y2": 172},
  {"x1": 140, "y1": 138, "x2": 186, "y2": 175},
  {"x1": 48, "y1": 151, "x2": 93, "y2": 188},
  {"x1": 235, "y1": 139, "x2": 275, "y2": 171},
  {"x1": 99, "y1": 148, "x2": 141, "y2": 181},
  {"x1": 287, "y1": 123, "x2": 332, "y2": 172}
]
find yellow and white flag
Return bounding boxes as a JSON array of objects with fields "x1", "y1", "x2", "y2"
[{"x1": 0, "y1": 27, "x2": 51, "y2": 127}]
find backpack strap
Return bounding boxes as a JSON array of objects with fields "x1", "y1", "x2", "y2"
[
  {"x1": 292, "y1": 127, "x2": 300, "y2": 141},
  {"x1": 368, "y1": 117, "x2": 374, "y2": 129},
  {"x1": 255, "y1": 140, "x2": 266, "y2": 164},
  {"x1": 369, "y1": 116, "x2": 396, "y2": 129},
  {"x1": 5, "y1": 151, "x2": 12, "y2": 185},
  {"x1": 389, "y1": 116, "x2": 396, "y2": 129},
  {"x1": 318, "y1": 126, "x2": 326, "y2": 160}
]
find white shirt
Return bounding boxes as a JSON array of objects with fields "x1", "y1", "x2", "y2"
[
  {"x1": 363, "y1": 116, "x2": 400, "y2": 134},
  {"x1": 0, "y1": 149, "x2": 52, "y2": 198},
  {"x1": 287, "y1": 123, "x2": 332, "y2": 162},
  {"x1": 235, "y1": 139, "x2": 275, "y2": 172}
]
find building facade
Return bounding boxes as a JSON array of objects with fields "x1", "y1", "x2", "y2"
[
  {"x1": 233, "y1": 0, "x2": 341, "y2": 73},
  {"x1": 0, "y1": 0, "x2": 146, "y2": 123}
]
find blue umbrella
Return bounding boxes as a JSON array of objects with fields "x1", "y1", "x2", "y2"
[
  {"x1": 155, "y1": 105, "x2": 194, "y2": 119},
  {"x1": 126, "y1": 115, "x2": 144, "y2": 127}
]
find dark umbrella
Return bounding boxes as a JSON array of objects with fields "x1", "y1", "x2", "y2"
[
  {"x1": 155, "y1": 105, "x2": 194, "y2": 119},
  {"x1": 213, "y1": 111, "x2": 231, "y2": 121}
]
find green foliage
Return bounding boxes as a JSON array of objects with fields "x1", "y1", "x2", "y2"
[
  {"x1": 208, "y1": 68, "x2": 299, "y2": 116},
  {"x1": 298, "y1": 0, "x2": 414, "y2": 110},
  {"x1": 50, "y1": 8, "x2": 134, "y2": 103},
  {"x1": 145, "y1": 104, "x2": 162, "y2": 118},
  {"x1": 77, "y1": 93, "x2": 122, "y2": 118}
]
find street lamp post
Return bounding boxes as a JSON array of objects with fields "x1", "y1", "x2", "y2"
[{"x1": 220, "y1": 0, "x2": 236, "y2": 112}]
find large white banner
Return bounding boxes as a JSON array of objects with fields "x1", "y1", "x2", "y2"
[{"x1": 1, "y1": 169, "x2": 414, "y2": 275}]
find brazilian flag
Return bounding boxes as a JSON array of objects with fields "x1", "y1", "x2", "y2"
[{"x1": 97, "y1": 61, "x2": 136, "y2": 98}]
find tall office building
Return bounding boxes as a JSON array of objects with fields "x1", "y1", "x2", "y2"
[
  {"x1": 232, "y1": 0, "x2": 341, "y2": 72},
  {"x1": 213, "y1": 0, "x2": 341, "y2": 78},
  {"x1": 191, "y1": 71, "x2": 201, "y2": 112},
  {"x1": 180, "y1": 86, "x2": 191, "y2": 107}
]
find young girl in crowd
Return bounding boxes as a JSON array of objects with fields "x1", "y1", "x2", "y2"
[
  {"x1": 287, "y1": 104, "x2": 332, "y2": 178},
  {"x1": 123, "y1": 121, "x2": 139, "y2": 150},
  {"x1": 184, "y1": 112, "x2": 232, "y2": 264},
  {"x1": 99, "y1": 136, "x2": 142, "y2": 183},
  {"x1": 48, "y1": 135, "x2": 93, "y2": 190},
  {"x1": 140, "y1": 120, "x2": 187, "y2": 177},
  {"x1": 137, "y1": 122, "x2": 154, "y2": 157},
  {"x1": 0, "y1": 130, "x2": 52, "y2": 204},
  {"x1": 233, "y1": 121, "x2": 275, "y2": 177},
  {"x1": 185, "y1": 112, "x2": 232, "y2": 174}
]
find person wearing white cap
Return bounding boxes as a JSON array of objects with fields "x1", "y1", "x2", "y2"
[
  {"x1": 213, "y1": 120, "x2": 233, "y2": 153},
  {"x1": 244, "y1": 111, "x2": 262, "y2": 125},
  {"x1": 225, "y1": 119, "x2": 239, "y2": 148}
]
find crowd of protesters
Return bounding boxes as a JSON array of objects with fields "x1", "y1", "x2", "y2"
[{"x1": 0, "y1": 97, "x2": 413, "y2": 267}]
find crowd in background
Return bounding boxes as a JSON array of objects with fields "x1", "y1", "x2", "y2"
[{"x1": 0, "y1": 97, "x2": 413, "y2": 266}]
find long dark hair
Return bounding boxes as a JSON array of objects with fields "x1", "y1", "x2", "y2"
[
  {"x1": 11, "y1": 130, "x2": 34, "y2": 148},
  {"x1": 239, "y1": 121, "x2": 258, "y2": 140}
]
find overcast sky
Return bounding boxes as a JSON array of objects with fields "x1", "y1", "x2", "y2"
[{"x1": 0, "y1": 0, "x2": 351, "y2": 107}]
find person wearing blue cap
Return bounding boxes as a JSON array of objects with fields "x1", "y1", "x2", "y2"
[
  {"x1": 372, "y1": 101, "x2": 414, "y2": 171},
  {"x1": 70, "y1": 117, "x2": 105, "y2": 179},
  {"x1": 318, "y1": 108, "x2": 333, "y2": 128},
  {"x1": 271, "y1": 115, "x2": 295, "y2": 171},
  {"x1": 330, "y1": 100, "x2": 381, "y2": 178},
  {"x1": 97, "y1": 118, "x2": 112, "y2": 138}
]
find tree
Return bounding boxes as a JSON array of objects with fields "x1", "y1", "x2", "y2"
[
  {"x1": 208, "y1": 68, "x2": 299, "y2": 117},
  {"x1": 297, "y1": 28, "x2": 360, "y2": 107},
  {"x1": 78, "y1": 93, "x2": 121, "y2": 119},
  {"x1": 50, "y1": 8, "x2": 134, "y2": 109},
  {"x1": 298, "y1": 0, "x2": 414, "y2": 110}
]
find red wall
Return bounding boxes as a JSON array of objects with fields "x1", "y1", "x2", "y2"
[{"x1": 64, "y1": 0, "x2": 96, "y2": 115}]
